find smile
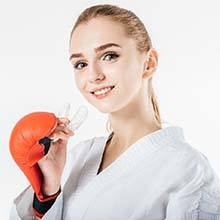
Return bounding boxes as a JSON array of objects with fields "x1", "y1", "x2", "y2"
[{"x1": 91, "y1": 86, "x2": 115, "y2": 99}]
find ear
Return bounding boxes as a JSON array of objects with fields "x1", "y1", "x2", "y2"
[{"x1": 142, "y1": 48, "x2": 159, "y2": 79}]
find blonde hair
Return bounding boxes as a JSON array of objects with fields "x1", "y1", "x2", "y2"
[{"x1": 69, "y1": 4, "x2": 162, "y2": 133}]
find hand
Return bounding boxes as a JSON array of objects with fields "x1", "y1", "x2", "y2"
[{"x1": 37, "y1": 117, "x2": 74, "y2": 195}]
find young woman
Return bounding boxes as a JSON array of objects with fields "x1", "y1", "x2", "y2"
[{"x1": 10, "y1": 4, "x2": 220, "y2": 220}]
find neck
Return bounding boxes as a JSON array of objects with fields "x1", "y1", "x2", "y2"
[{"x1": 108, "y1": 93, "x2": 162, "y2": 154}]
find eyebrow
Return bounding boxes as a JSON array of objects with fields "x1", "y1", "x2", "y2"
[{"x1": 69, "y1": 43, "x2": 121, "y2": 60}]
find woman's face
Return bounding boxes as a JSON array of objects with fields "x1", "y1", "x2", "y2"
[{"x1": 69, "y1": 18, "x2": 149, "y2": 113}]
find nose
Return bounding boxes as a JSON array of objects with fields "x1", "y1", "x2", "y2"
[{"x1": 87, "y1": 61, "x2": 105, "y2": 82}]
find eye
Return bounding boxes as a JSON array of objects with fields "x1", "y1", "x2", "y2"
[
  {"x1": 73, "y1": 52, "x2": 119, "y2": 70},
  {"x1": 103, "y1": 52, "x2": 119, "y2": 61},
  {"x1": 73, "y1": 61, "x2": 87, "y2": 70}
]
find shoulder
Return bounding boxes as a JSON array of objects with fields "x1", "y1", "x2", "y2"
[
  {"x1": 165, "y1": 139, "x2": 211, "y2": 173},
  {"x1": 159, "y1": 138, "x2": 220, "y2": 191},
  {"x1": 165, "y1": 141, "x2": 220, "y2": 217}
]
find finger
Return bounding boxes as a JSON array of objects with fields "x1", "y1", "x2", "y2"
[
  {"x1": 49, "y1": 130, "x2": 72, "y2": 141},
  {"x1": 57, "y1": 117, "x2": 70, "y2": 126},
  {"x1": 55, "y1": 125, "x2": 74, "y2": 135}
]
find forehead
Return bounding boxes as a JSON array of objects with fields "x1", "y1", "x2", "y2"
[{"x1": 69, "y1": 18, "x2": 134, "y2": 53}]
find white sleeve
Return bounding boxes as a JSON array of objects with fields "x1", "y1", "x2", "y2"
[
  {"x1": 9, "y1": 184, "x2": 63, "y2": 220},
  {"x1": 9, "y1": 137, "x2": 95, "y2": 220},
  {"x1": 165, "y1": 153, "x2": 220, "y2": 220}
]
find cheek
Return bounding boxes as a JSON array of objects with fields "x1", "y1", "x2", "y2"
[{"x1": 107, "y1": 60, "x2": 141, "y2": 90}]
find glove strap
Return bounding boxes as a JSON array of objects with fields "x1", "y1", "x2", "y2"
[
  {"x1": 33, "y1": 186, "x2": 61, "y2": 218},
  {"x1": 39, "y1": 136, "x2": 52, "y2": 155},
  {"x1": 34, "y1": 136, "x2": 59, "y2": 218}
]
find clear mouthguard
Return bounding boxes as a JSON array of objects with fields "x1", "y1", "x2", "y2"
[{"x1": 52, "y1": 102, "x2": 88, "y2": 142}]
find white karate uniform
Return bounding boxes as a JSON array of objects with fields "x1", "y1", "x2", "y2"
[{"x1": 9, "y1": 125, "x2": 220, "y2": 219}]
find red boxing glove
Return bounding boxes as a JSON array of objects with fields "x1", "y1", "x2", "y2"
[{"x1": 9, "y1": 112, "x2": 61, "y2": 218}]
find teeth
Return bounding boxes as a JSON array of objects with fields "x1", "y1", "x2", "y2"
[{"x1": 94, "y1": 87, "x2": 112, "y2": 95}]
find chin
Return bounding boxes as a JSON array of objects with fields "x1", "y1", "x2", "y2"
[
  {"x1": 86, "y1": 93, "x2": 129, "y2": 113},
  {"x1": 96, "y1": 105, "x2": 114, "y2": 114},
  {"x1": 96, "y1": 103, "x2": 126, "y2": 114}
]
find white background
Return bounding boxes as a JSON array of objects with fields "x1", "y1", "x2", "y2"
[{"x1": 1, "y1": 0, "x2": 220, "y2": 218}]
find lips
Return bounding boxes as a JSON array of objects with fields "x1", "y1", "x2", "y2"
[
  {"x1": 90, "y1": 85, "x2": 115, "y2": 94},
  {"x1": 91, "y1": 85, "x2": 115, "y2": 99}
]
